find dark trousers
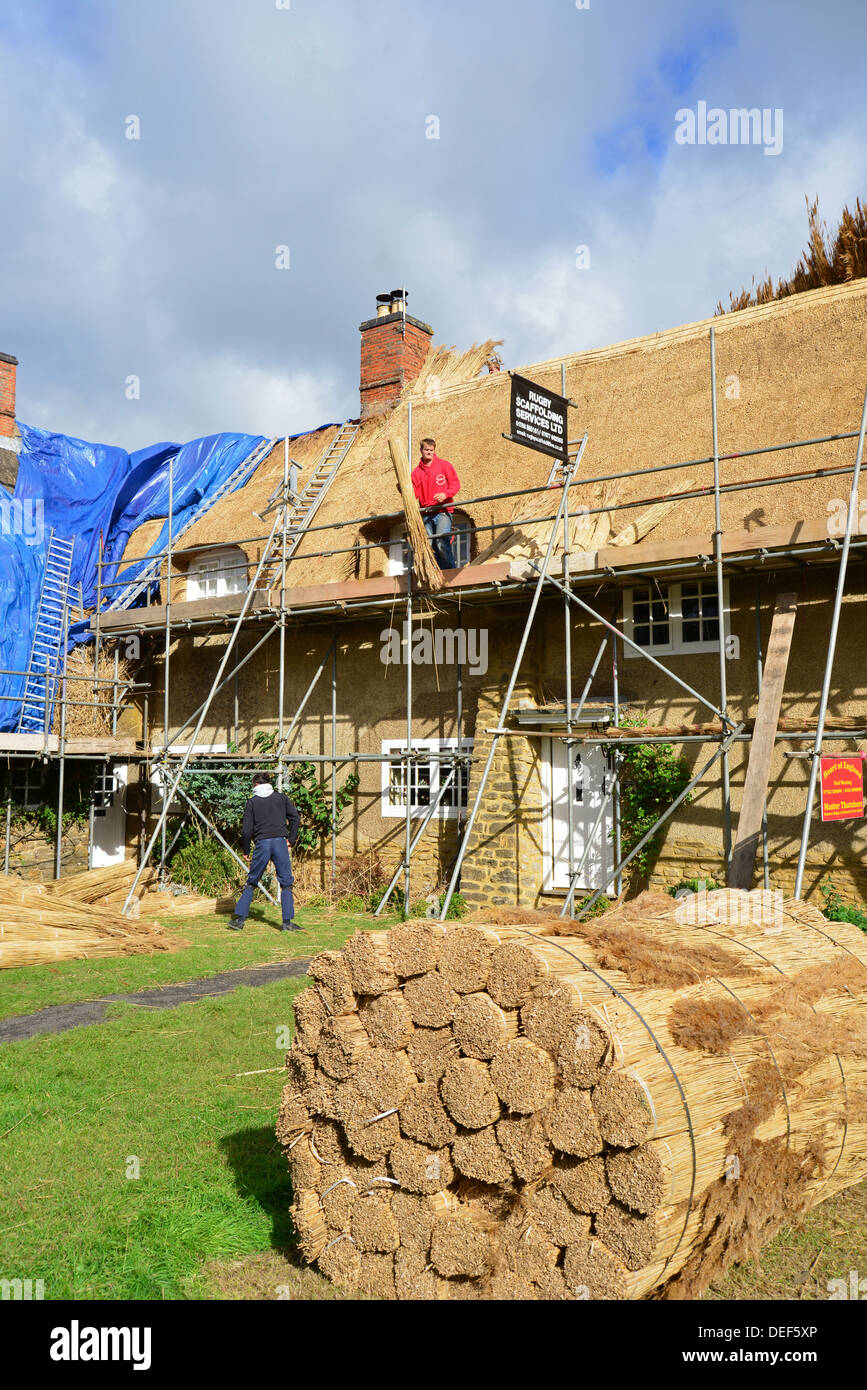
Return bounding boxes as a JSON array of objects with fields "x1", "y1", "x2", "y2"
[{"x1": 234, "y1": 837, "x2": 295, "y2": 923}]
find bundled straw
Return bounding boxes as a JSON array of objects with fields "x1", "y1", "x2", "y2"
[
  {"x1": 387, "y1": 437, "x2": 445, "y2": 591},
  {"x1": 278, "y1": 899, "x2": 867, "y2": 1299},
  {"x1": 0, "y1": 861, "x2": 178, "y2": 969}
]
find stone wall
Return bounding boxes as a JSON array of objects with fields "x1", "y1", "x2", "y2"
[{"x1": 1, "y1": 820, "x2": 89, "y2": 882}]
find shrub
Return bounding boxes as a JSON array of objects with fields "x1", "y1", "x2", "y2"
[
  {"x1": 820, "y1": 881, "x2": 867, "y2": 934},
  {"x1": 170, "y1": 837, "x2": 245, "y2": 898},
  {"x1": 615, "y1": 712, "x2": 692, "y2": 885},
  {"x1": 667, "y1": 877, "x2": 721, "y2": 898}
]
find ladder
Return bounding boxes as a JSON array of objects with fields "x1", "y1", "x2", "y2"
[
  {"x1": 104, "y1": 435, "x2": 278, "y2": 613},
  {"x1": 257, "y1": 421, "x2": 359, "y2": 589},
  {"x1": 17, "y1": 532, "x2": 76, "y2": 734}
]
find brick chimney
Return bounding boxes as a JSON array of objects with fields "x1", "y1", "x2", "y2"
[
  {"x1": 359, "y1": 289, "x2": 433, "y2": 419},
  {"x1": 0, "y1": 351, "x2": 19, "y2": 491}
]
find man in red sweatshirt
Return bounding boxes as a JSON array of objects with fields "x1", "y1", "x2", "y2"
[{"x1": 410, "y1": 438, "x2": 461, "y2": 570}]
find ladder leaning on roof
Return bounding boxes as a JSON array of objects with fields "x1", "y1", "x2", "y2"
[
  {"x1": 16, "y1": 531, "x2": 76, "y2": 734},
  {"x1": 257, "y1": 421, "x2": 360, "y2": 590},
  {"x1": 103, "y1": 435, "x2": 278, "y2": 614}
]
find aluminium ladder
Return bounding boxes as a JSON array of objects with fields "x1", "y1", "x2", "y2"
[
  {"x1": 17, "y1": 531, "x2": 76, "y2": 734},
  {"x1": 103, "y1": 435, "x2": 278, "y2": 613},
  {"x1": 257, "y1": 421, "x2": 359, "y2": 589}
]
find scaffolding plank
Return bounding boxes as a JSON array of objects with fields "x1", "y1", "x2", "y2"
[{"x1": 729, "y1": 592, "x2": 799, "y2": 889}]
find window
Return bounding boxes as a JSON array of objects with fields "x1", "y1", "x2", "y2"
[
  {"x1": 10, "y1": 763, "x2": 43, "y2": 808},
  {"x1": 623, "y1": 580, "x2": 729, "y2": 657},
  {"x1": 186, "y1": 548, "x2": 248, "y2": 601},
  {"x1": 381, "y1": 739, "x2": 473, "y2": 819},
  {"x1": 388, "y1": 519, "x2": 474, "y2": 575}
]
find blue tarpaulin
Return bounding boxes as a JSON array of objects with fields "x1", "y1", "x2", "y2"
[{"x1": 0, "y1": 423, "x2": 284, "y2": 731}]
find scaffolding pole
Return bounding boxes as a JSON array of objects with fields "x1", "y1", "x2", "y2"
[
  {"x1": 577, "y1": 722, "x2": 746, "y2": 918},
  {"x1": 611, "y1": 604, "x2": 623, "y2": 897},
  {"x1": 794, "y1": 381, "x2": 867, "y2": 898},
  {"x1": 562, "y1": 360, "x2": 576, "y2": 916},
  {"x1": 278, "y1": 436, "x2": 289, "y2": 791},
  {"x1": 161, "y1": 454, "x2": 174, "y2": 886},
  {"x1": 176, "y1": 785, "x2": 278, "y2": 907},
  {"x1": 709, "y1": 327, "x2": 732, "y2": 869},
  {"x1": 122, "y1": 505, "x2": 286, "y2": 914},
  {"x1": 754, "y1": 580, "x2": 770, "y2": 890},
  {"x1": 331, "y1": 628, "x2": 338, "y2": 897},
  {"x1": 163, "y1": 622, "x2": 280, "y2": 753},
  {"x1": 440, "y1": 434, "x2": 588, "y2": 919},
  {"x1": 375, "y1": 766, "x2": 457, "y2": 916}
]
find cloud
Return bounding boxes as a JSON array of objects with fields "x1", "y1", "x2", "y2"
[{"x1": 1, "y1": 0, "x2": 865, "y2": 452}]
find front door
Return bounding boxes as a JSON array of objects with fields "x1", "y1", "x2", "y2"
[{"x1": 543, "y1": 740, "x2": 614, "y2": 893}]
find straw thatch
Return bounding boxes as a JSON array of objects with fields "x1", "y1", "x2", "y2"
[
  {"x1": 0, "y1": 862, "x2": 177, "y2": 969},
  {"x1": 279, "y1": 896, "x2": 867, "y2": 1299}
]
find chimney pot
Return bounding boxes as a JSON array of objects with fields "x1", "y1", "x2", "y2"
[{"x1": 359, "y1": 292, "x2": 433, "y2": 419}]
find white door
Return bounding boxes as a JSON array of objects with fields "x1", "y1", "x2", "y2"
[
  {"x1": 543, "y1": 740, "x2": 613, "y2": 893},
  {"x1": 91, "y1": 763, "x2": 128, "y2": 867}
]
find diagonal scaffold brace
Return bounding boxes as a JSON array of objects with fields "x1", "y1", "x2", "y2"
[
  {"x1": 122, "y1": 506, "x2": 287, "y2": 915},
  {"x1": 439, "y1": 433, "x2": 589, "y2": 920},
  {"x1": 793, "y1": 379, "x2": 867, "y2": 899}
]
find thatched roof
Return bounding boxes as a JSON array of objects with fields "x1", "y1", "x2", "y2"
[{"x1": 120, "y1": 280, "x2": 867, "y2": 591}]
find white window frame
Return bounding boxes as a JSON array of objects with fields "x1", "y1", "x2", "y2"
[
  {"x1": 381, "y1": 738, "x2": 473, "y2": 819},
  {"x1": 387, "y1": 519, "x2": 473, "y2": 576},
  {"x1": 186, "y1": 548, "x2": 248, "y2": 601},
  {"x1": 623, "y1": 579, "x2": 730, "y2": 658}
]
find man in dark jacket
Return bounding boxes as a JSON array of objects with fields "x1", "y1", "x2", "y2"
[{"x1": 229, "y1": 772, "x2": 301, "y2": 932}]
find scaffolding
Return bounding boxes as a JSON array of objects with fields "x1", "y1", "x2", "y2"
[{"x1": 3, "y1": 326, "x2": 867, "y2": 919}]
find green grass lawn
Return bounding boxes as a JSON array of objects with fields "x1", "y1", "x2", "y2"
[
  {"x1": 1, "y1": 902, "x2": 864, "y2": 1302},
  {"x1": 0, "y1": 901, "x2": 398, "y2": 1019},
  {"x1": 0, "y1": 906, "x2": 393, "y2": 1300}
]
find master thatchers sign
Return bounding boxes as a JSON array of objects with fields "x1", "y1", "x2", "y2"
[{"x1": 508, "y1": 373, "x2": 568, "y2": 461}]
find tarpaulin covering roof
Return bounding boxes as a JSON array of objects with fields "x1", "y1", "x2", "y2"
[{"x1": 0, "y1": 422, "x2": 330, "y2": 732}]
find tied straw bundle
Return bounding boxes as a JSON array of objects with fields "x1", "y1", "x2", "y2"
[
  {"x1": 279, "y1": 894, "x2": 867, "y2": 1300},
  {"x1": 387, "y1": 437, "x2": 445, "y2": 592}
]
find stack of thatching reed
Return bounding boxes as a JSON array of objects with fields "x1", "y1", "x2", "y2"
[
  {"x1": 0, "y1": 861, "x2": 177, "y2": 969},
  {"x1": 469, "y1": 479, "x2": 697, "y2": 569},
  {"x1": 278, "y1": 890, "x2": 867, "y2": 1299}
]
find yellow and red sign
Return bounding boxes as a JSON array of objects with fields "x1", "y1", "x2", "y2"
[{"x1": 820, "y1": 755, "x2": 865, "y2": 822}]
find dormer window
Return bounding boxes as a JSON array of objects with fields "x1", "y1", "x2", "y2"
[
  {"x1": 388, "y1": 516, "x2": 474, "y2": 575},
  {"x1": 186, "y1": 547, "x2": 248, "y2": 601}
]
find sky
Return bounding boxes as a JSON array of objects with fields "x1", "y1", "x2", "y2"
[{"x1": 1, "y1": 0, "x2": 865, "y2": 450}]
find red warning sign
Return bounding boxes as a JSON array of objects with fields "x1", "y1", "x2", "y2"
[{"x1": 820, "y1": 755, "x2": 865, "y2": 822}]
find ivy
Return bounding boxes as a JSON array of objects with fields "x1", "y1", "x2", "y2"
[
  {"x1": 614, "y1": 711, "x2": 692, "y2": 885},
  {"x1": 176, "y1": 730, "x2": 359, "y2": 859}
]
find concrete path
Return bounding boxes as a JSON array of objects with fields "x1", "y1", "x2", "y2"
[{"x1": 0, "y1": 957, "x2": 313, "y2": 1044}]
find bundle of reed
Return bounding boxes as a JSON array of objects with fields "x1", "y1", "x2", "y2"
[
  {"x1": 405, "y1": 340, "x2": 504, "y2": 401},
  {"x1": 42, "y1": 861, "x2": 159, "y2": 904},
  {"x1": 386, "y1": 437, "x2": 444, "y2": 591},
  {"x1": 137, "y1": 891, "x2": 234, "y2": 918},
  {"x1": 278, "y1": 895, "x2": 867, "y2": 1300},
  {"x1": 0, "y1": 873, "x2": 177, "y2": 970}
]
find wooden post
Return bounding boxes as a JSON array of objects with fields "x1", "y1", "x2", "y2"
[{"x1": 729, "y1": 592, "x2": 798, "y2": 889}]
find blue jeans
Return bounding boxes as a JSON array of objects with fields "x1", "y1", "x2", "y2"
[
  {"x1": 424, "y1": 511, "x2": 455, "y2": 570},
  {"x1": 234, "y1": 837, "x2": 295, "y2": 924}
]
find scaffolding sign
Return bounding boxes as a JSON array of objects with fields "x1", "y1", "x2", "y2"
[
  {"x1": 820, "y1": 755, "x2": 864, "y2": 822},
  {"x1": 508, "y1": 373, "x2": 568, "y2": 460}
]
